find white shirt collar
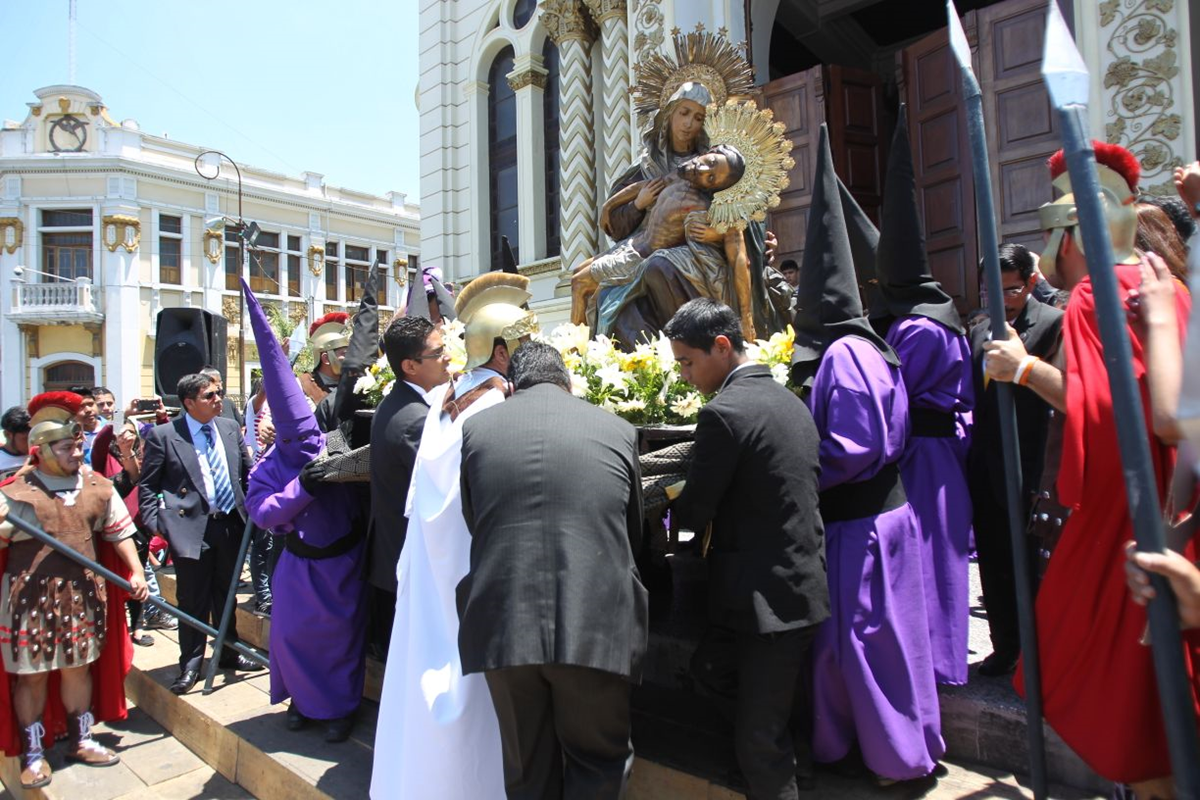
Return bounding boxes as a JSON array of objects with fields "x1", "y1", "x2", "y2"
[
  {"x1": 718, "y1": 361, "x2": 757, "y2": 393},
  {"x1": 404, "y1": 380, "x2": 432, "y2": 403}
]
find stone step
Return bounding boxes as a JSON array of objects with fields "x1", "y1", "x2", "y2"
[
  {"x1": 0, "y1": 702, "x2": 252, "y2": 800},
  {"x1": 140, "y1": 561, "x2": 1106, "y2": 799}
]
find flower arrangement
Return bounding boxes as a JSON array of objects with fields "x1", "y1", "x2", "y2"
[{"x1": 352, "y1": 319, "x2": 797, "y2": 424}]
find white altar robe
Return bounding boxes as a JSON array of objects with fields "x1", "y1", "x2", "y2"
[{"x1": 370, "y1": 369, "x2": 507, "y2": 800}]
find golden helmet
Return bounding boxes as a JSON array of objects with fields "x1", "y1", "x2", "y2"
[
  {"x1": 1037, "y1": 141, "x2": 1140, "y2": 278},
  {"x1": 27, "y1": 391, "x2": 84, "y2": 447},
  {"x1": 454, "y1": 272, "x2": 538, "y2": 372},
  {"x1": 308, "y1": 312, "x2": 351, "y2": 375}
]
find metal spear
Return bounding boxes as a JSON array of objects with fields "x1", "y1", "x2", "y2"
[
  {"x1": 5, "y1": 513, "x2": 268, "y2": 669},
  {"x1": 1042, "y1": 1, "x2": 1200, "y2": 792},
  {"x1": 947, "y1": 4, "x2": 1047, "y2": 795}
]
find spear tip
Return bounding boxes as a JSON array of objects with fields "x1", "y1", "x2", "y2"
[{"x1": 1041, "y1": 0, "x2": 1089, "y2": 107}]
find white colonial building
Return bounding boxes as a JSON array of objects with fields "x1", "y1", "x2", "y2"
[
  {"x1": 419, "y1": 0, "x2": 1195, "y2": 320},
  {"x1": 0, "y1": 85, "x2": 420, "y2": 407}
]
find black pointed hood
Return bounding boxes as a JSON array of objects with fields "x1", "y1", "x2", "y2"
[
  {"x1": 791, "y1": 123, "x2": 899, "y2": 386},
  {"x1": 837, "y1": 176, "x2": 885, "y2": 312},
  {"x1": 871, "y1": 104, "x2": 963, "y2": 333},
  {"x1": 405, "y1": 266, "x2": 456, "y2": 321},
  {"x1": 329, "y1": 263, "x2": 382, "y2": 428},
  {"x1": 500, "y1": 236, "x2": 519, "y2": 274}
]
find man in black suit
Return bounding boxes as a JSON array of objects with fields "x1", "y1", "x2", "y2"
[
  {"x1": 665, "y1": 299, "x2": 828, "y2": 800},
  {"x1": 367, "y1": 316, "x2": 451, "y2": 657},
  {"x1": 139, "y1": 373, "x2": 263, "y2": 695},
  {"x1": 456, "y1": 342, "x2": 648, "y2": 800},
  {"x1": 969, "y1": 243, "x2": 1064, "y2": 676}
]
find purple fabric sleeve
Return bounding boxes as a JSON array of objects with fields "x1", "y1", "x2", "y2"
[
  {"x1": 246, "y1": 460, "x2": 314, "y2": 533},
  {"x1": 886, "y1": 317, "x2": 974, "y2": 415}
]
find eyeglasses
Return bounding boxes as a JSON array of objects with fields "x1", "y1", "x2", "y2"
[
  {"x1": 411, "y1": 347, "x2": 446, "y2": 362},
  {"x1": 200, "y1": 389, "x2": 226, "y2": 400},
  {"x1": 1001, "y1": 286, "x2": 1027, "y2": 297}
]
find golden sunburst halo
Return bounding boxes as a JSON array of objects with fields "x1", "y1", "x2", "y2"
[
  {"x1": 704, "y1": 100, "x2": 795, "y2": 233},
  {"x1": 631, "y1": 30, "x2": 755, "y2": 124}
]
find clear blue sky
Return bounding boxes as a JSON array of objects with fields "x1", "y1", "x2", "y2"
[{"x1": 0, "y1": 0, "x2": 421, "y2": 199}]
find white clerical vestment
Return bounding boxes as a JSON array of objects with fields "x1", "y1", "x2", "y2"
[{"x1": 370, "y1": 369, "x2": 507, "y2": 799}]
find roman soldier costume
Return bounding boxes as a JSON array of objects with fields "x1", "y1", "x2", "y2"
[
  {"x1": 0, "y1": 392, "x2": 137, "y2": 789},
  {"x1": 300, "y1": 311, "x2": 351, "y2": 408}
]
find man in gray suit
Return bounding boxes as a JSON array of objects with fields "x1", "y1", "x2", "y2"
[
  {"x1": 456, "y1": 342, "x2": 648, "y2": 800},
  {"x1": 139, "y1": 373, "x2": 262, "y2": 695},
  {"x1": 367, "y1": 316, "x2": 451, "y2": 657}
]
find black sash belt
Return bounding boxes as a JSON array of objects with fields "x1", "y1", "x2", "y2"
[
  {"x1": 284, "y1": 524, "x2": 365, "y2": 560},
  {"x1": 819, "y1": 462, "x2": 907, "y2": 524},
  {"x1": 910, "y1": 408, "x2": 956, "y2": 438}
]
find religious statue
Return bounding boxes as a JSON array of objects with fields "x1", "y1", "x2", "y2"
[{"x1": 569, "y1": 30, "x2": 795, "y2": 347}]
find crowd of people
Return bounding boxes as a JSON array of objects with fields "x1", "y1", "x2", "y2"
[{"x1": 0, "y1": 131, "x2": 1198, "y2": 800}]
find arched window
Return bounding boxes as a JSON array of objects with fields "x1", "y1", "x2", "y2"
[
  {"x1": 513, "y1": 0, "x2": 536, "y2": 29},
  {"x1": 543, "y1": 39, "x2": 561, "y2": 259},
  {"x1": 489, "y1": 47, "x2": 519, "y2": 271},
  {"x1": 43, "y1": 361, "x2": 95, "y2": 393}
]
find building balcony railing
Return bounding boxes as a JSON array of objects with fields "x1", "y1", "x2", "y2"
[{"x1": 8, "y1": 279, "x2": 105, "y2": 326}]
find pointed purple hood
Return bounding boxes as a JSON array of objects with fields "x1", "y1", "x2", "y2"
[{"x1": 241, "y1": 279, "x2": 323, "y2": 467}]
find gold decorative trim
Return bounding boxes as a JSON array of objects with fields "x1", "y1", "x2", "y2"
[
  {"x1": 632, "y1": 0, "x2": 665, "y2": 65},
  {"x1": 307, "y1": 244, "x2": 326, "y2": 277},
  {"x1": 633, "y1": 30, "x2": 755, "y2": 121},
  {"x1": 508, "y1": 69, "x2": 548, "y2": 91},
  {"x1": 0, "y1": 217, "x2": 23, "y2": 254},
  {"x1": 30, "y1": 105, "x2": 42, "y2": 117},
  {"x1": 57, "y1": 97, "x2": 70, "y2": 114},
  {"x1": 393, "y1": 257, "x2": 409, "y2": 286},
  {"x1": 102, "y1": 214, "x2": 141, "y2": 253},
  {"x1": 203, "y1": 228, "x2": 223, "y2": 264},
  {"x1": 540, "y1": 0, "x2": 595, "y2": 45},
  {"x1": 1100, "y1": 0, "x2": 1185, "y2": 194},
  {"x1": 583, "y1": 0, "x2": 626, "y2": 24},
  {"x1": 222, "y1": 295, "x2": 241, "y2": 321},
  {"x1": 288, "y1": 303, "x2": 307, "y2": 327}
]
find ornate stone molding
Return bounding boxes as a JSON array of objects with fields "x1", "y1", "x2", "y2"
[
  {"x1": 631, "y1": 0, "x2": 665, "y2": 63},
  {"x1": 541, "y1": 0, "x2": 595, "y2": 45},
  {"x1": 393, "y1": 257, "x2": 409, "y2": 286},
  {"x1": 555, "y1": 28, "x2": 600, "y2": 273},
  {"x1": 583, "y1": 0, "x2": 626, "y2": 24},
  {"x1": 0, "y1": 217, "x2": 23, "y2": 254},
  {"x1": 222, "y1": 295, "x2": 241, "y2": 322},
  {"x1": 307, "y1": 244, "x2": 326, "y2": 277},
  {"x1": 508, "y1": 68, "x2": 548, "y2": 91},
  {"x1": 1099, "y1": 0, "x2": 1185, "y2": 193},
  {"x1": 102, "y1": 214, "x2": 141, "y2": 253},
  {"x1": 203, "y1": 228, "x2": 223, "y2": 264}
]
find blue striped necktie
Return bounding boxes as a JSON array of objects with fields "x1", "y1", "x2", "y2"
[{"x1": 200, "y1": 424, "x2": 235, "y2": 514}]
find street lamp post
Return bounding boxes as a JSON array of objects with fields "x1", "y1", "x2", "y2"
[{"x1": 195, "y1": 150, "x2": 248, "y2": 399}]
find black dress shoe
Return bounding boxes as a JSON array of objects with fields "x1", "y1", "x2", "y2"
[
  {"x1": 978, "y1": 650, "x2": 1019, "y2": 677},
  {"x1": 286, "y1": 704, "x2": 308, "y2": 731},
  {"x1": 170, "y1": 669, "x2": 200, "y2": 695},
  {"x1": 324, "y1": 716, "x2": 354, "y2": 743},
  {"x1": 217, "y1": 654, "x2": 266, "y2": 672}
]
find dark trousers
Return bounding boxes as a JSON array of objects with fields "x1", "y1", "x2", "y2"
[
  {"x1": 247, "y1": 526, "x2": 275, "y2": 607},
  {"x1": 971, "y1": 484, "x2": 1037, "y2": 659},
  {"x1": 484, "y1": 664, "x2": 634, "y2": 800},
  {"x1": 126, "y1": 532, "x2": 151, "y2": 631},
  {"x1": 691, "y1": 624, "x2": 817, "y2": 800},
  {"x1": 367, "y1": 586, "x2": 396, "y2": 660},
  {"x1": 173, "y1": 514, "x2": 244, "y2": 673}
]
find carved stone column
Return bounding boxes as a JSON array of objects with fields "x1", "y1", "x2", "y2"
[
  {"x1": 508, "y1": 56, "x2": 550, "y2": 262},
  {"x1": 541, "y1": 0, "x2": 598, "y2": 276},
  {"x1": 584, "y1": 0, "x2": 632, "y2": 195}
]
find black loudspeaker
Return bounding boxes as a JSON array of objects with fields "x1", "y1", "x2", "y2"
[{"x1": 154, "y1": 308, "x2": 228, "y2": 404}]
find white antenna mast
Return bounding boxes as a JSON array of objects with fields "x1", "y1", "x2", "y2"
[{"x1": 68, "y1": 0, "x2": 77, "y2": 84}]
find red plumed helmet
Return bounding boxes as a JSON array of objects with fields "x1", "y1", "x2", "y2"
[
  {"x1": 308, "y1": 312, "x2": 349, "y2": 337},
  {"x1": 1047, "y1": 141, "x2": 1140, "y2": 193},
  {"x1": 28, "y1": 391, "x2": 83, "y2": 421}
]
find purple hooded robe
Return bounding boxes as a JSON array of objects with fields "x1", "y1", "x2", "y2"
[
  {"x1": 806, "y1": 335, "x2": 945, "y2": 780},
  {"x1": 886, "y1": 315, "x2": 974, "y2": 685},
  {"x1": 241, "y1": 279, "x2": 367, "y2": 720}
]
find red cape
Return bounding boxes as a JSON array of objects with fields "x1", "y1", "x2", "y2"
[
  {"x1": 1015, "y1": 265, "x2": 1200, "y2": 783},
  {"x1": 0, "y1": 471, "x2": 134, "y2": 757}
]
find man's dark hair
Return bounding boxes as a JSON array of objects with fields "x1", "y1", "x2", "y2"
[
  {"x1": 780, "y1": 259, "x2": 799, "y2": 274},
  {"x1": 997, "y1": 243, "x2": 1036, "y2": 282},
  {"x1": 663, "y1": 297, "x2": 745, "y2": 353},
  {"x1": 177, "y1": 373, "x2": 214, "y2": 403},
  {"x1": 68, "y1": 385, "x2": 94, "y2": 399},
  {"x1": 1, "y1": 406, "x2": 31, "y2": 434},
  {"x1": 1140, "y1": 194, "x2": 1196, "y2": 244},
  {"x1": 709, "y1": 144, "x2": 746, "y2": 190},
  {"x1": 383, "y1": 316, "x2": 436, "y2": 373},
  {"x1": 92, "y1": 386, "x2": 113, "y2": 399},
  {"x1": 509, "y1": 342, "x2": 571, "y2": 392}
]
